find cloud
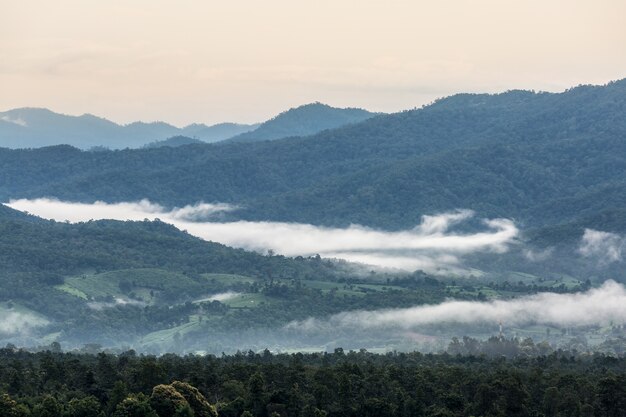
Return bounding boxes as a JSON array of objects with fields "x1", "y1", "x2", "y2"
[
  {"x1": 7, "y1": 198, "x2": 236, "y2": 222},
  {"x1": 87, "y1": 297, "x2": 146, "y2": 311},
  {"x1": 0, "y1": 115, "x2": 27, "y2": 127},
  {"x1": 579, "y1": 228, "x2": 623, "y2": 265},
  {"x1": 167, "y1": 202, "x2": 237, "y2": 221},
  {"x1": 287, "y1": 280, "x2": 626, "y2": 332},
  {"x1": 193, "y1": 291, "x2": 240, "y2": 303},
  {"x1": 0, "y1": 309, "x2": 48, "y2": 335},
  {"x1": 7, "y1": 199, "x2": 519, "y2": 273},
  {"x1": 523, "y1": 247, "x2": 554, "y2": 262}
]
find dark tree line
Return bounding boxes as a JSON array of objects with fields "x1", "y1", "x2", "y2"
[{"x1": 0, "y1": 347, "x2": 625, "y2": 417}]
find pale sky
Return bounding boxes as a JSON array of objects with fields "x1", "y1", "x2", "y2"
[{"x1": 1, "y1": 0, "x2": 625, "y2": 126}]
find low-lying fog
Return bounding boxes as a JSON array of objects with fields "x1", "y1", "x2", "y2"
[
  {"x1": 288, "y1": 280, "x2": 626, "y2": 331},
  {"x1": 8, "y1": 198, "x2": 519, "y2": 273},
  {"x1": 5, "y1": 198, "x2": 626, "y2": 353}
]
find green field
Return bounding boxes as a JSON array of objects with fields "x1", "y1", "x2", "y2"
[
  {"x1": 139, "y1": 315, "x2": 203, "y2": 345},
  {"x1": 201, "y1": 273, "x2": 257, "y2": 285},
  {"x1": 222, "y1": 293, "x2": 275, "y2": 308},
  {"x1": 56, "y1": 268, "x2": 204, "y2": 302}
]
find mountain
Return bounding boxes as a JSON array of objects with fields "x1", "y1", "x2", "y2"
[
  {"x1": 0, "y1": 108, "x2": 257, "y2": 149},
  {"x1": 0, "y1": 204, "x2": 352, "y2": 344},
  {"x1": 143, "y1": 135, "x2": 205, "y2": 148},
  {"x1": 0, "y1": 80, "x2": 625, "y2": 231},
  {"x1": 0, "y1": 205, "x2": 596, "y2": 352},
  {"x1": 182, "y1": 122, "x2": 260, "y2": 142},
  {"x1": 223, "y1": 102, "x2": 377, "y2": 143}
]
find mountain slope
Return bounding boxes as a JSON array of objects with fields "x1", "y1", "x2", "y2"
[
  {"x1": 223, "y1": 102, "x2": 377, "y2": 143},
  {"x1": 0, "y1": 205, "x2": 340, "y2": 280},
  {"x1": 183, "y1": 122, "x2": 260, "y2": 142},
  {"x1": 0, "y1": 80, "x2": 624, "y2": 229},
  {"x1": 143, "y1": 135, "x2": 205, "y2": 148}
]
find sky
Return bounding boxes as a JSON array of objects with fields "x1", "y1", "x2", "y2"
[{"x1": 1, "y1": 0, "x2": 625, "y2": 126}]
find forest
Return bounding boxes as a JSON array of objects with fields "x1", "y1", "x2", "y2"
[
  {"x1": 0, "y1": 81, "x2": 624, "y2": 232},
  {"x1": 0, "y1": 347, "x2": 625, "y2": 417}
]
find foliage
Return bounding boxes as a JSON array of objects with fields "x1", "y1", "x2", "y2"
[
  {"x1": 1, "y1": 80, "x2": 625, "y2": 230},
  {"x1": 0, "y1": 349, "x2": 625, "y2": 417}
]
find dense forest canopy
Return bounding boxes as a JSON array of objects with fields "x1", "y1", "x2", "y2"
[
  {"x1": 0, "y1": 348, "x2": 625, "y2": 417},
  {"x1": 0, "y1": 80, "x2": 625, "y2": 231}
]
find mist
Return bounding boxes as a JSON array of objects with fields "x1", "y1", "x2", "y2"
[
  {"x1": 7, "y1": 199, "x2": 519, "y2": 273},
  {"x1": 579, "y1": 228, "x2": 624, "y2": 265},
  {"x1": 288, "y1": 280, "x2": 626, "y2": 332},
  {"x1": 87, "y1": 297, "x2": 147, "y2": 311},
  {"x1": 193, "y1": 291, "x2": 240, "y2": 303},
  {"x1": 0, "y1": 308, "x2": 49, "y2": 336}
]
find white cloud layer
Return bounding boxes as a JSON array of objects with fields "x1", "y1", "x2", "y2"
[
  {"x1": 193, "y1": 291, "x2": 240, "y2": 304},
  {"x1": 0, "y1": 115, "x2": 27, "y2": 126},
  {"x1": 288, "y1": 280, "x2": 626, "y2": 331},
  {"x1": 579, "y1": 228, "x2": 624, "y2": 265},
  {"x1": 0, "y1": 309, "x2": 48, "y2": 335},
  {"x1": 87, "y1": 297, "x2": 147, "y2": 311},
  {"x1": 7, "y1": 199, "x2": 519, "y2": 272}
]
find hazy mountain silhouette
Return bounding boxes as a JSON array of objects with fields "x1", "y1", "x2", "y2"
[
  {"x1": 223, "y1": 102, "x2": 377, "y2": 143},
  {"x1": 0, "y1": 108, "x2": 258, "y2": 149}
]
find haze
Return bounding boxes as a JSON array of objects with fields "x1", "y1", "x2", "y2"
[{"x1": 1, "y1": 0, "x2": 625, "y2": 125}]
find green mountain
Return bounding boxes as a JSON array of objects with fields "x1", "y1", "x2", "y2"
[
  {"x1": 223, "y1": 102, "x2": 377, "y2": 143},
  {"x1": 0, "y1": 204, "x2": 359, "y2": 346},
  {"x1": 1, "y1": 204, "x2": 596, "y2": 352},
  {"x1": 184, "y1": 122, "x2": 260, "y2": 142},
  {"x1": 142, "y1": 135, "x2": 205, "y2": 148},
  {"x1": 1, "y1": 80, "x2": 625, "y2": 231}
]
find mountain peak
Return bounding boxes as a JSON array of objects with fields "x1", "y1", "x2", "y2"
[{"x1": 224, "y1": 103, "x2": 377, "y2": 144}]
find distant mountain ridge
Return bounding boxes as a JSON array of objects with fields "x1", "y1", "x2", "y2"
[
  {"x1": 142, "y1": 135, "x2": 205, "y2": 149},
  {"x1": 224, "y1": 102, "x2": 377, "y2": 143},
  {"x1": 0, "y1": 103, "x2": 377, "y2": 149},
  {"x1": 0, "y1": 108, "x2": 259, "y2": 149},
  {"x1": 0, "y1": 79, "x2": 625, "y2": 232}
]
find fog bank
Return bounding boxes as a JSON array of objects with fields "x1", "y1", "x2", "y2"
[
  {"x1": 0, "y1": 308, "x2": 49, "y2": 335},
  {"x1": 288, "y1": 280, "x2": 626, "y2": 331},
  {"x1": 8, "y1": 198, "x2": 519, "y2": 272}
]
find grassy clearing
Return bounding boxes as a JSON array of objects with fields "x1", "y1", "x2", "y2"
[
  {"x1": 446, "y1": 285, "x2": 499, "y2": 298},
  {"x1": 296, "y1": 279, "x2": 406, "y2": 297},
  {"x1": 201, "y1": 273, "x2": 257, "y2": 285},
  {"x1": 58, "y1": 268, "x2": 202, "y2": 302},
  {"x1": 222, "y1": 293, "x2": 274, "y2": 308},
  {"x1": 55, "y1": 284, "x2": 89, "y2": 299},
  {"x1": 60, "y1": 275, "x2": 120, "y2": 299},
  {"x1": 139, "y1": 316, "x2": 203, "y2": 345}
]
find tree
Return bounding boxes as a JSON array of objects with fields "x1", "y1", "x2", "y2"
[
  {"x1": 114, "y1": 394, "x2": 158, "y2": 417},
  {"x1": 0, "y1": 394, "x2": 20, "y2": 417},
  {"x1": 67, "y1": 396, "x2": 103, "y2": 417},
  {"x1": 107, "y1": 381, "x2": 130, "y2": 415},
  {"x1": 171, "y1": 381, "x2": 218, "y2": 417},
  {"x1": 150, "y1": 384, "x2": 190, "y2": 417},
  {"x1": 32, "y1": 395, "x2": 62, "y2": 417}
]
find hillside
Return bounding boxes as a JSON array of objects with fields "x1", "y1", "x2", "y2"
[
  {"x1": 0, "y1": 205, "x2": 360, "y2": 346},
  {"x1": 223, "y1": 102, "x2": 377, "y2": 143},
  {"x1": 0, "y1": 80, "x2": 624, "y2": 230},
  {"x1": 1, "y1": 204, "x2": 598, "y2": 352},
  {"x1": 142, "y1": 135, "x2": 205, "y2": 148},
  {"x1": 186, "y1": 122, "x2": 260, "y2": 142}
]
